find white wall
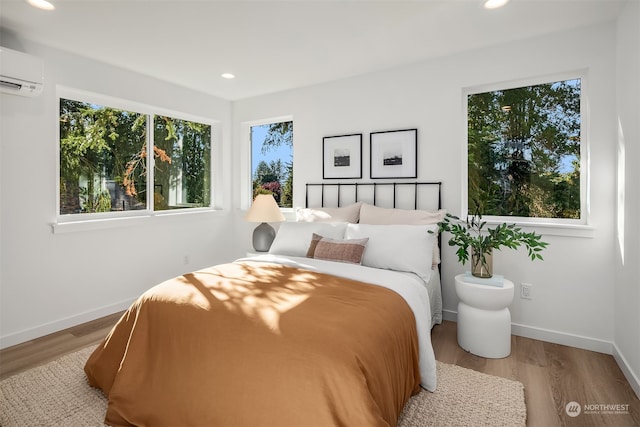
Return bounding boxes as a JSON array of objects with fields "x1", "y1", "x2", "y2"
[
  {"x1": 0, "y1": 38, "x2": 236, "y2": 348},
  {"x1": 233, "y1": 22, "x2": 621, "y2": 355},
  {"x1": 614, "y1": 0, "x2": 640, "y2": 397}
]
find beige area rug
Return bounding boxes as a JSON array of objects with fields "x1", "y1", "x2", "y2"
[{"x1": 1, "y1": 346, "x2": 526, "y2": 427}]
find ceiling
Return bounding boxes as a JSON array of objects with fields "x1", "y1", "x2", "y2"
[{"x1": 0, "y1": 0, "x2": 627, "y2": 101}]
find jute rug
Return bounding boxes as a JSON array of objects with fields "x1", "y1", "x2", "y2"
[{"x1": 1, "y1": 345, "x2": 526, "y2": 426}]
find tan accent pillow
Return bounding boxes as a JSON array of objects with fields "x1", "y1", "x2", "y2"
[
  {"x1": 359, "y1": 203, "x2": 446, "y2": 269},
  {"x1": 359, "y1": 203, "x2": 446, "y2": 225},
  {"x1": 296, "y1": 202, "x2": 362, "y2": 223},
  {"x1": 307, "y1": 233, "x2": 368, "y2": 264}
]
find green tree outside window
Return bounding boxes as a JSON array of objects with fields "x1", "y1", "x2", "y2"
[
  {"x1": 59, "y1": 98, "x2": 211, "y2": 215},
  {"x1": 467, "y1": 79, "x2": 581, "y2": 219},
  {"x1": 251, "y1": 121, "x2": 293, "y2": 208}
]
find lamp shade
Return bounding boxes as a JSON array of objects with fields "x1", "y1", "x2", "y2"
[{"x1": 245, "y1": 194, "x2": 286, "y2": 223}]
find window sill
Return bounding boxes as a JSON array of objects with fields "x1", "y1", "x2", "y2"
[
  {"x1": 51, "y1": 208, "x2": 227, "y2": 234},
  {"x1": 481, "y1": 219, "x2": 595, "y2": 238}
]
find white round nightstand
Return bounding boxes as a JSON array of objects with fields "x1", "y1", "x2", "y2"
[{"x1": 454, "y1": 274, "x2": 514, "y2": 358}]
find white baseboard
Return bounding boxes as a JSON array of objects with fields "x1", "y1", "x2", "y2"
[
  {"x1": 441, "y1": 311, "x2": 639, "y2": 398},
  {"x1": 440, "y1": 309, "x2": 612, "y2": 354},
  {"x1": 613, "y1": 343, "x2": 640, "y2": 400},
  {"x1": 510, "y1": 322, "x2": 613, "y2": 354},
  {"x1": 0, "y1": 298, "x2": 135, "y2": 350},
  {"x1": 442, "y1": 309, "x2": 457, "y2": 323}
]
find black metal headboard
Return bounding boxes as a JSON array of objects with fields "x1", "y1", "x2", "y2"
[{"x1": 305, "y1": 181, "x2": 442, "y2": 211}]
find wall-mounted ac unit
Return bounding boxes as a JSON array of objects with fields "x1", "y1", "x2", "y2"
[{"x1": 0, "y1": 47, "x2": 44, "y2": 97}]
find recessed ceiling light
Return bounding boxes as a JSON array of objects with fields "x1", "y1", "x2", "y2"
[
  {"x1": 483, "y1": 0, "x2": 509, "y2": 9},
  {"x1": 221, "y1": 73, "x2": 235, "y2": 79},
  {"x1": 26, "y1": 0, "x2": 55, "y2": 10}
]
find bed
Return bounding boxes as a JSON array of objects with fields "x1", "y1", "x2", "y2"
[{"x1": 85, "y1": 181, "x2": 444, "y2": 427}]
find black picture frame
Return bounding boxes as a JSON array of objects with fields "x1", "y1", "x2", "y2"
[
  {"x1": 370, "y1": 129, "x2": 417, "y2": 179},
  {"x1": 322, "y1": 133, "x2": 362, "y2": 179}
]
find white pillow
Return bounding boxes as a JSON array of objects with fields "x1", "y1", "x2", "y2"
[
  {"x1": 296, "y1": 202, "x2": 362, "y2": 223},
  {"x1": 345, "y1": 223, "x2": 437, "y2": 282},
  {"x1": 269, "y1": 222, "x2": 348, "y2": 256},
  {"x1": 359, "y1": 203, "x2": 446, "y2": 268}
]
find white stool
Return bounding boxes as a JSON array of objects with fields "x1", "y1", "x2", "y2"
[{"x1": 454, "y1": 274, "x2": 514, "y2": 358}]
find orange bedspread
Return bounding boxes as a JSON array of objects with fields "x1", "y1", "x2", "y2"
[{"x1": 85, "y1": 261, "x2": 421, "y2": 426}]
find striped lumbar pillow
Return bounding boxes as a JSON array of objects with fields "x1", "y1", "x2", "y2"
[{"x1": 306, "y1": 233, "x2": 368, "y2": 264}]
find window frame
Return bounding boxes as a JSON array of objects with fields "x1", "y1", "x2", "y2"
[
  {"x1": 461, "y1": 71, "x2": 591, "y2": 234},
  {"x1": 55, "y1": 86, "x2": 217, "y2": 229},
  {"x1": 240, "y1": 115, "x2": 294, "y2": 211}
]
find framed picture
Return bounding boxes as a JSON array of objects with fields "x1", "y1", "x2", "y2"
[
  {"x1": 323, "y1": 133, "x2": 362, "y2": 179},
  {"x1": 370, "y1": 128, "x2": 417, "y2": 179}
]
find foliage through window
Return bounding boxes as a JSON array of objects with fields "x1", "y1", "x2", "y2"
[
  {"x1": 251, "y1": 121, "x2": 293, "y2": 208},
  {"x1": 467, "y1": 78, "x2": 581, "y2": 219},
  {"x1": 153, "y1": 116, "x2": 211, "y2": 210},
  {"x1": 59, "y1": 98, "x2": 211, "y2": 215}
]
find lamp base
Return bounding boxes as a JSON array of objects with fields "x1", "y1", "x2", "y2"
[{"x1": 252, "y1": 222, "x2": 276, "y2": 252}]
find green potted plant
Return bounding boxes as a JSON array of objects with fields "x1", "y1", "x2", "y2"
[{"x1": 437, "y1": 208, "x2": 548, "y2": 278}]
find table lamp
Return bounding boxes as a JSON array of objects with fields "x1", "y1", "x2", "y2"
[{"x1": 244, "y1": 194, "x2": 286, "y2": 252}]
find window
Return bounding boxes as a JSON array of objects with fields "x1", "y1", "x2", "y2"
[
  {"x1": 153, "y1": 116, "x2": 211, "y2": 210},
  {"x1": 250, "y1": 121, "x2": 293, "y2": 208},
  {"x1": 59, "y1": 94, "x2": 212, "y2": 217},
  {"x1": 466, "y1": 76, "x2": 583, "y2": 221}
]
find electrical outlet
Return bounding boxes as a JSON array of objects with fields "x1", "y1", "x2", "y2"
[{"x1": 521, "y1": 283, "x2": 532, "y2": 299}]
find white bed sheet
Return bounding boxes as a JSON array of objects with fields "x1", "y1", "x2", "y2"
[
  {"x1": 236, "y1": 254, "x2": 438, "y2": 392},
  {"x1": 427, "y1": 267, "x2": 443, "y2": 327}
]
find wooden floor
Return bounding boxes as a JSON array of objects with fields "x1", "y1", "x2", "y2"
[
  {"x1": 1, "y1": 315, "x2": 639, "y2": 427},
  {"x1": 431, "y1": 321, "x2": 640, "y2": 427},
  {"x1": 0, "y1": 311, "x2": 123, "y2": 381}
]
